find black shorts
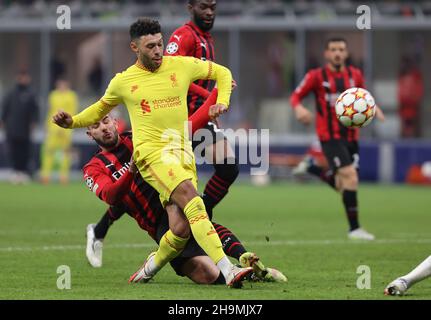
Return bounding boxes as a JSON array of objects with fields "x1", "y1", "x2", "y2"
[
  {"x1": 155, "y1": 213, "x2": 206, "y2": 277},
  {"x1": 321, "y1": 140, "x2": 359, "y2": 172},
  {"x1": 192, "y1": 121, "x2": 226, "y2": 152}
]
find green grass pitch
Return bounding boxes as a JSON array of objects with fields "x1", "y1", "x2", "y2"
[{"x1": 0, "y1": 180, "x2": 430, "y2": 299}]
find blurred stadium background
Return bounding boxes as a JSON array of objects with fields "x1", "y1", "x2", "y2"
[{"x1": 0, "y1": 0, "x2": 431, "y2": 184}]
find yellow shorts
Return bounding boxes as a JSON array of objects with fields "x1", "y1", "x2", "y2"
[{"x1": 134, "y1": 144, "x2": 198, "y2": 206}]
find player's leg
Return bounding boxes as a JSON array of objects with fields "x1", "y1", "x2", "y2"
[
  {"x1": 168, "y1": 235, "x2": 223, "y2": 285},
  {"x1": 86, "y1": 206, "x2": 124, "y2": 267},
  {"x1": 180, "y1": 256, "x2": 223, "y2": 284},
  {"x1": 306, "y1": 163, "x2": 337, "y2": 191},
  {"x1": 170, "y1": 180, "x2": 252, "y2": 287},
  {"x1": 59, "y1": 145, "x2": 72, "y2": 184},
  {"x1": 322, "y1": 140, "x2": 374, "y2": 240},
  {"x1": 133, "y1": 147, "x2": 252, "y2": 287},
  {"x1": 201, "y1": 130, "x2": 239, "y2": 219},
  {"x1": 129, "y1": 204, "x2": 190, "y2": 283},
  {"x1": 385, "y1": 255, "x2": 431, "y2": 296},
  {"x1": 39, "y1": 139, "x2": 55, "y2": 184},
  {"x1": 212, "y1": 222, "x2": 287, "y2": 282}
]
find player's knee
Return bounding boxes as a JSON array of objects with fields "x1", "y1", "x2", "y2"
[
  {"x1": 170, "y1": 221, "x2": 190, "y2": 239},
  {"x1": 338, "y1": 166, "x2": 358, "y2": 188},
  {"x1": 172, "y1": 180, "x2": 199, "y2": 208}
]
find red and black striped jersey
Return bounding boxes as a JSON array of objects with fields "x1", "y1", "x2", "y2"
[
  {"x1": 165, "y1": 20, "x2": 216, "y2": 115},
  {"x1": 82, "y1": 132, "x2": 164, "y2": 240},
  {"x1": 290, "y1": 64, "x2": 366, "y2": 142}
]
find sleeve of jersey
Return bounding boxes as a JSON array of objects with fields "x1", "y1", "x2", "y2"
[
  {"x1": 188, "y1": 88, "x2": 218, "y2": 133},
  {"x1": 83, "y1": 164, "x2": 133, "y2": 206},
  {"x1": 290, "y1": 70, "x2": 316, "y2": 108},
  {"x1": 356, "y1": 69, "x2": 366, "y2": 89},
  {"x1": 165, "y1": 30, "x2": 194, "y2": 56},
  {"x1": 71, "y1": 75, "x2": 121, "y2": 128},
  {"x1": 188, "y1": 58, "x2": 232, "y2": 108}
]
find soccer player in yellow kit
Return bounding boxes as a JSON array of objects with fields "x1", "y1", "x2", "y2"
[
  {"x1": 53, "y1": 18, "x2": 252, "y2": 288},
  {"x1": 40, "y1": 79, "x2": 77, "y2": 184}
]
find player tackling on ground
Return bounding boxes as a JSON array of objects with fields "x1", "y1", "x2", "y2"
[
  {"x1": 53, "y1": 18, "x2": 252, "y2": 287},
  {"x1": 385, "y1": 255, "x2": 431, "y2": 296},
  {"x1": 289, "y1": 37, "x2": 384, "y2": 240},
  {"x1": 83, "y1": 114, "x2": 286, "y2": 284}
]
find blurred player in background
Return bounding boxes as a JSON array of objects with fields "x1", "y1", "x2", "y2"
[
  {"x1": 40, "y1": 79, "x2": 77, "y2": 184},
  {"x1": 1, "y1": 70, "x2": 39, "y2": 184},
  {"x1": 53, "y1": 18, "x2": 252, "y2": 288},
  {"x1": 83, "y1": 114, "x2": 286, "y2": 284},
  {"x1": 385, "y1": 255, "x2": 431, "y2": 296},
  {"x1": 289, "y1": 37, "x2": 384, "y2": 240},
  {"x1": 165, "y1": 0, "x2": 240, "y2": 220}
]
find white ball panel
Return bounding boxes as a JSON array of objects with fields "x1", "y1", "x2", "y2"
[
  {"x1": 352, "y1": 113, "x2": 366, "y2": 126},
  {"x1": 335, "y1": 101, "x2": 345, "y2": 116},
  {"x1": 353, "y1": 98, "x2": 367, "y2": 112},
  {"x1": 342, "y1": 93, "x2": 355, "y2": 106},
  {"x1": 339, "y1": 116, "x2": 352, "y2": 127}
]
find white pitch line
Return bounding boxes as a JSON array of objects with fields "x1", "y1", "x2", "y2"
[{"x1": 1, "y1": 238, "x2": 431, "y2": 253}]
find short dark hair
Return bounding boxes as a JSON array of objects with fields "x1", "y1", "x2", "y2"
[
  {"x1": 325, "y1": 37, "x2": 347, "y2": 49},
  {"x1": 188, "y1": 0, "x2": 197, "y2": 5},
  {"x1": 129, "y1": 18, "x2": 161, "y2": 41}
]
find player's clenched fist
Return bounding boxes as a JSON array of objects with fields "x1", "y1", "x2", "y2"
[
  {"x1": 209, "y1": 104, "x2": 228, "y2": 120},
  {"x1": 52, "y1": 110, "x2": 73, "y2": 128}
]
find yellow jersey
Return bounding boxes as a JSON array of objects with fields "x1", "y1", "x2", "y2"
[
  {"x1": 47, "y1": 89, "x2": 78, "y2": 132},
  {"x1": 71, "y1": 56, "x2": 232, "y2": 156}
]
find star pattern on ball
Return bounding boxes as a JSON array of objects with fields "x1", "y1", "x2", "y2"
[
  {"x1": 343, "y1": 105, "x2": 356, "y2": 117},
  {"x1": 356, "y1": 91, "x2": 366, "y2": 99}
]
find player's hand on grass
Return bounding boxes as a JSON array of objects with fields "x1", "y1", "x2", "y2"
[
  {"x1": 375, "y1": 105, "x2": 385, "y2": 122},
  {"x1": 294, "y1": 104, "x2": 313, "y2": 125},
  {"x1": 52, "y1": 110, "x2": 73, "y2": 128},
  {"x1": 209, "y1": 104, "x2": 228, "y2": 120}
]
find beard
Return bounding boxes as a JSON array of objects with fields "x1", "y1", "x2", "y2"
[
  {"x1": 194, "y1": 15, "x2": 214, "y2": 32},
  {"x1": 94, "y1": 134, "x2": 119, "y2": 150},
  {"x1": 139, "y1": 53, "x2": 159, "y2": 72}
]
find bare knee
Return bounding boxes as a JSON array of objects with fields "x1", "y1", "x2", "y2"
[
  {"x1": 170, "y1": 180, "x2": 199, "y2": 209},
  {"x1": 166, "y1": 204, "x2": 190, "y2": 238},
  {"x1": 337, "y1": 165, "x2": 358, "y2": 190}
]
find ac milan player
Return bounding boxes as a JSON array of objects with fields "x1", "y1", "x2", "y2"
[
  {"x1": 290, "y1": 37, "x2": 385, "y2": 240},
  {"x1": 164, "y1": 0, "x2": 239, "y2": 220},
  {"x1": 84, "y1": 114, "x2": 287, "y2": 284}
]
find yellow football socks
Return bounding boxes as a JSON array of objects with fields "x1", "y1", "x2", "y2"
[
  {"x1": 153, "y1": 229, "x2": 189, "y2": 269},
  {"x1": 183, "y1": 196, "x2": 225, "y2": 264}
]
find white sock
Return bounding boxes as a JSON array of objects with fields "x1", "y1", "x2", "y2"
[
  {"x1": 144, "y1": 255, "x2": 160, "y2": 276},
  {"x1": 403, "y1": 255, "x2": 431, "y2": 287},
  {"x1": 216, "y1": 256, "x2": 234, "y2": 280}
]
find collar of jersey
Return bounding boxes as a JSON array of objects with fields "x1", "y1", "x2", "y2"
[{"x1": 135, "y1": 60, "x2": 160, "y2": 73}]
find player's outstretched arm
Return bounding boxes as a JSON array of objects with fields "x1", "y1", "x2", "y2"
[{"x1": 52, "y1": 100, "x2": 116, "y2": 129}]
